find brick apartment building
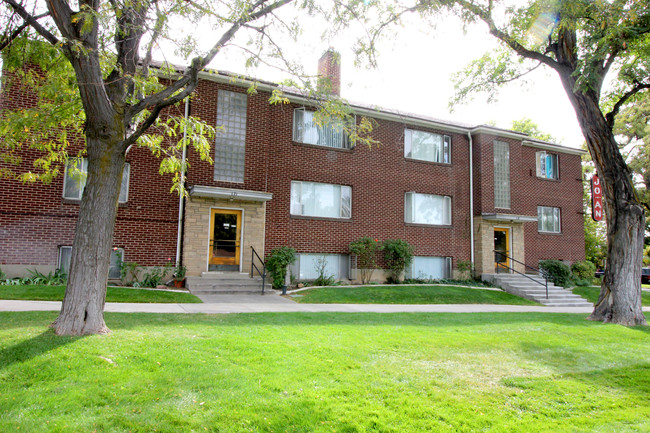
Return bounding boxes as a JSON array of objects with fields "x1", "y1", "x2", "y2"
[{"x1": 0, "y1": 50, "x2": 586, "y2": 282}]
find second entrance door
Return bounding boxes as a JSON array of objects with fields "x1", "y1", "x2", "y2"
[{"x1": 209, "y1": 209, "x2": 242, "y2": 271}]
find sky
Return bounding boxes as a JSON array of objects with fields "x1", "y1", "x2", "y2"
[{"x1": 179, "y1": 8, "x2": 586, "y2": 148}]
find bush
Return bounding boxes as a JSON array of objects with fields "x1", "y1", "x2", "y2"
[
  {"x1": 382, "y1": 239, "x2": 414, "y2": 284},
  {"x1": 349, "y1": 237, "x2": 380, "y2": 284},
  {"x1": 571, "y1": 260, "x2": 596, "y2": 281},
  {"x1": 266, "y1": 247, "x2": 296, "y2": 289},
  {"x1": 0, "y1": 266, "x2": 5, "y2": 281},
  {"x1": 313, "y1": 256, "x2": 337, "y2": 286},
  {"x1": 539, "y1": 260, "x2": 573, "y2": 287}
]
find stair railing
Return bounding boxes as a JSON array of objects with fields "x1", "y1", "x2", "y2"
[
  {"x1": 250, "y1": 246, "x2": 267, "y2": 295},
  {"x1": 493, "y1": 250, "x2": 548, "y2": 299}
]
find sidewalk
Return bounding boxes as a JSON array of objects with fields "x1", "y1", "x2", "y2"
[{"x1": 6, "y1": 297, "x2": 646, "y2": 314}]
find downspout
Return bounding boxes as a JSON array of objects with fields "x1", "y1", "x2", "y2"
[
  {"x1": 175, "y1": 97, "x2": 190, "y2": 267},
  {"x1": 467, "y1": 131, "x2": 475, "y2": 274}
]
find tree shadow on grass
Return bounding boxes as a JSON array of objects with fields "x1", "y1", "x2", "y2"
[{"x1": 0, "y1": 328, "x2": 83, "y2": 371}]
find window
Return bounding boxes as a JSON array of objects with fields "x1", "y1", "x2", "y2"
[
  {"x1": 494, "y1": 141, "x2": 510, "y2": 209},
  {"x1": 536, "y1": 151, "x2": 558, "y2": 179},
  {"x1": 404, "y1": 129, "x2": 451, "y2": 163},
  {"x1": 291, "y1": 253, "x2": 349, "y2": 281},
  {"x1": 406, "y1": 256, "x2": 452, "y2": 280},
  {"x1": 405, "y1": 192, "x2": 451, "y2": 225},
  {"x1": 293, "y1": 108, "x2": 349, "y2": 149},
  {"x1": 214, "y1": 90, "x2": 247, "y2": 183},
  {"x1": 58, "y1": 246, "x2": 123, "y2": 279},
  {"x1": 538, "y1": 206, "x2": 561, "y2": 233},
  {"x1": 63, "y1": 159, "x2": 130, "y2": 203},
  {"x1": 291, "y1": 181, "x2": 351, "y2": 219}
]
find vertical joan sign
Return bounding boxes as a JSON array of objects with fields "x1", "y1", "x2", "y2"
[{"x1": 591, "y1": 175, "x2": 603, "y2": 222}]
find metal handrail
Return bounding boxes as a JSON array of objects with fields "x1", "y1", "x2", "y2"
[
  {"x1": 493, "y1": 250, "x2": 548, "y2": 299},
  {"x1": 250, "y1": 246, "x2": 266, "y2": 295}
]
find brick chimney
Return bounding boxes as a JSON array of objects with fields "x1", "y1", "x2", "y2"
[{"x1": 317, "y1": 49, "x2": 341, "y2": 96}]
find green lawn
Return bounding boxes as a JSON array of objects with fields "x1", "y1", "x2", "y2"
[
  {"x1": 292, "y1": 284, "x2": 539, "y2": 305},
  {"x1": 573, "y1": 286, "x2": 650, "y2": 306},
  {"x1": 0, "y1": 284, "x2": 202, "y2": 303},
  {"x1": 0, "y1": 312, "x2": 648, "y2": 432}
]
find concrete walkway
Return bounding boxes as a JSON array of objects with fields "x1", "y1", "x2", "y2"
[{"x1": 4, "y1": 293, "x2": 648, "y2": 314}]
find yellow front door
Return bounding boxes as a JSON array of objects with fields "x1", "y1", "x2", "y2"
[
  {"x1": 494, "y1": 228, "x2": 510, "y2": 273},
  {"x1": 209, "y1": 209, "x2": 242, "y2": 267}
]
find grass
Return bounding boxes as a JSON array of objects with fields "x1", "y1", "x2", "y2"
[
  {"x1": 0, "y1": 311, "x2": 648, "y2": 432},
  {"x1": 292, "y1": 284, "x2": 540, "y2": 305},
  {"x1": 0, "y1": 284, "x2": 202, "y2": 303},
  {"x1": 573, "y1": 286, "x2": 650, "y2": 306}
]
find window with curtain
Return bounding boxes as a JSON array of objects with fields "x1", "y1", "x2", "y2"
[
  {"x1": 405, "y1": 192, "x2": 451, "y2": 225},
  {"x1": 538, "y1": 206, "x2": 561, "y2": 233},
  {"x1": 293, "y1": 109, "x2": 349, "y2": 149},
  {"x1": 404, "y1": 129, "x2": 451, "y2": 163},
  {"x1": 290, "y1": 181, "x2": 351, "y2": 219},
  {"x1": 536, "y1": 151, "x2": 559, "y2": 179},
  {"x1": 406, "y1": 256, "x2": 452, "y2": 280}
]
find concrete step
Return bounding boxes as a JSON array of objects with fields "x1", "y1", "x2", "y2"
[
  {"x1": 187, "y1": 272, "x2": 267, "y2": 295},
  {"x1": 483, "y1": 273, "x2": 593, "y2": 307}
]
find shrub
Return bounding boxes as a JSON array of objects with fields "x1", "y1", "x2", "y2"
[
  {"x1": 571, "y1": 260, "x2": 596, "y2": 281},
  {"x1": 349, "y1": 237, "x2": 380, "y2": 284},
  {"x1": 456, "y1": 260, "x2": 474, "y2": 280},
  {"x1": 0, "y1": 266, "x2": 5, "y2": 281},
  {"x1": 266, "y1": 247, "x2": 297, "y2": 289},
  {"x1": 140, "y1": 266, "x2": 171, "y2": 288},
  {"x1": 313, "y1": 256, "x2": 337, "y2": 286},
  {"x1": 539, "y1": 260, "x2": 573, "y2": 287},
  {"x1": 382, "y1": 239, "x2": 414, "y2": 284}
]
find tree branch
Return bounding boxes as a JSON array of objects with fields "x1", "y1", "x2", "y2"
[
  {"x1": 0, "y1": 12, "x2": 50, "y2": 51},
  {"x1": 606, "y1": 83, "x2": 650, "y2": 128},
  {"x1": 124, "y1": 0, "x2": 294, "y2": 134},
  {"x1": 2, "y1": 0, "x2": 59, "y2": 45}
]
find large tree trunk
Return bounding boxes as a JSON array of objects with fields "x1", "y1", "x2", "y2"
[
  {"x1": 51, "y1": 135, "x2": 126, "y2": 335},
  {"x1": 559, "y1": 75, "x2": 647, "y2": 326}
]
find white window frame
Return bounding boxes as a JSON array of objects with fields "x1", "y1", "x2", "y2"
[
  {"x1": 538, "y1": 206, "x2": 561, "y2": 233},
  {"x1": 63, "y1": 158, "x2": 130, "y2": 203},
  {"x1": 404, "y1": 129, "x2": 451, "y2": 164},
  {"x1": 536, "y1": 151, "x2": 559, "y2": 180},
  {"x1": 290, "y1": 180, "x2": 352, "y2": 219},
  {"x1": 405, "y1": 192, "x2": 452, "y2": 226},
  {"x1": 292, "y1": 108, "x2": 350, "y2": 149}
]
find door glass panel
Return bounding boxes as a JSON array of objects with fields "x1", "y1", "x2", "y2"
[
  {"x1": 212, "y1": 214, "x2": 238, "y2": 258},
  {"x1": 494, "y1": 229, "x2": 509, "y2": 273}
]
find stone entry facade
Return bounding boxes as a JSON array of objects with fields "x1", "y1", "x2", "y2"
[
  {"x1": 183, "y1": 196, "x2": 267, "y2": 277},
  {"x1": 473, "y1": 215, "x2": 535, "y2": 276}
]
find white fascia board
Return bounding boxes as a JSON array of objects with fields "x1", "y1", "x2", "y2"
[
  {"x1": 197, "y1": 71, "x2": 470, "y2": 134},
  {"x1": 521, "y1": 140, "x2": 587, "y2": 156},
  {"x1": 190, "y1": 185, "x2": 273, "y2": 202},
  {"x1": 470, "y1": 126, "x2": 529, "y2": 140},
  {"x1": 482, "y1": 213, "x2": 538, "y2": 223}
]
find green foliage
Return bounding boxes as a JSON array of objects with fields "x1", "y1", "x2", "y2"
[
  {"x1": 0, "y1": 268, "x2": 67, "y2": 286},
  {"x1": 173, "y1": 265, "x2": 187, "y2": 280},
  {"x1": 0, "y1": 267, "x2": 5, "y2": 281},
  {"x1": 349, "y1": 237, "x2": 380, "y2": 284},
  {"x1": 265, "y1": 247, "x2": 296, "y2": 289},
  {"x1": 381, "y1": 239, "x2": 414, "y2": 284},
  {"x1": 539, "y1": 260, "x2": 573, "y2": 288},
  {"x1": 571, "y1": 260, "x2": 596, "y2": 281},
  {"x1": 456, "y1": 260, "x2": 474, "y2": 280},
  {"x1": 0, "y1": 284, "x2": 202, "y2": 303},
  {"x1": 510, "y1": 118, "x2": 558, "y2": 143},
  {"x1": 140, "y1": 263, "x2": 173, "y2": 288}
]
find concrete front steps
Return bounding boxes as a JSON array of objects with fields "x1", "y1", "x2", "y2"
[
  {"x1": 186, "y1": 272, "x2": 268, "y2": 295},
  {"x1": 482, "y1": 273, "x2": 593, "y2": 307}
]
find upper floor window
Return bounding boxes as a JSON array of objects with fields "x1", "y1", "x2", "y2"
[
  {"x1": 538, "y1": 206, "x2": 561, "y2": 233},
  {"x1": 404, "y1": 129, "x2": 451, "y2": 164},
  {"x1": 536, "y1": 151, "x2": 558, "y2": 179},
  {"x1": 493, "y1": 141, "x2": 510, "y2": 209},
  {"x1": 63, "y1": 158, "x2": 130, "y2": 203},
  {"x1": 405, "y1": 192, "x2": 451, "y2": 225},
  {"x1": 291, "y1": 181, "x2": 351, "y2": 219},
  {"x1": 293, "y1": 108, "x2": 349, "y2": 149}
]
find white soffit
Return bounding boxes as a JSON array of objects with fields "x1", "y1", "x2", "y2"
[
  {"x1": 189, "y1": 185, "x2": 272, "y2": 202},
  {"x1": 482, "y1": 213, "x2": 538, "y2": 223}
]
